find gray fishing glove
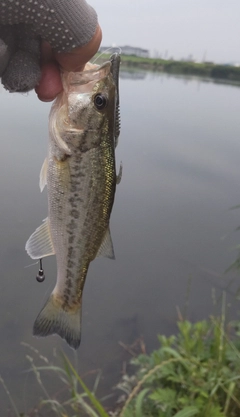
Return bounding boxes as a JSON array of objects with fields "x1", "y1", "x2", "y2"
[{"x1": 0, "y1": 0, "x2": 98, "y2": 92}]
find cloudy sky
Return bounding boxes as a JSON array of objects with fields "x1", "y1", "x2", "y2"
[{"x1": 90, "y1": 0, "x2": 240, "y2": 63}]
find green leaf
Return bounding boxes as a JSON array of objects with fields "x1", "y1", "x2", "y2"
[
  {"x1": 160, "y1": 347, "x2": 183, "y2": 359},
  {"x1": 135, "y1": 388, "x2": 149, "y2": 417},
  {"x1": 40, "y1": 399, "x2": 66, "y2": 414},
  {"x1": 120, "y1": 406, "x2": 135, "y2": 417},
  {"x1": 60, "y1": 353, "x2": 109, "y2": 417},
  {"x1": 173, "y1": 406, "x2": 199, "y2": 417},
  {"x1": 149, "y1": 388, "x2": 176, "y2": 406},
  {"x1": 205, "y1": 405, "x2": 225, "y2": 417},
  {"x1": 74, "y1": 394, "x2": 100, "y2": 417}
]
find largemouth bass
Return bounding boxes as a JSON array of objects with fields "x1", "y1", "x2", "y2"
[{"x1": 26, "y1": 53, "x2": 121, "y2": 349}]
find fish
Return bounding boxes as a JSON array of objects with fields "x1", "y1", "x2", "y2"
[{"x1": 25, "y1": 53, "x2": 121, "y2": 349}]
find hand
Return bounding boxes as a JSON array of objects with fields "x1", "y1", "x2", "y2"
[
  {"x1": 36, "y1": 24, "x2": 102, "y2": 102},
  {"x1": 0, "y1": 0, "x2": 101, "y2": 101}
]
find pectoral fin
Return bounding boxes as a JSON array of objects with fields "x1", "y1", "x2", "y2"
[
  {"x1": 54, "y1": 127, "x2": 71, "y2": 155},
  {"x1": 49, "y1": 106, "x2": 71, "y2": 155},
  {"x1": 96, "y1": 227, "x2": 115, "y2": 259},
  {"x1": 39, "y1": 157, "x2": 48, "y2": 192},
  {"x1": 25, "y1": 218, "x2": 55, "y2": 260}
]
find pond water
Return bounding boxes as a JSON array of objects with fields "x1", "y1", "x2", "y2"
[{"x1": 0, "y1": 69, "x2": 240, "y2": 414}]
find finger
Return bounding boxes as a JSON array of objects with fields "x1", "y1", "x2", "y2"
[
  {"x1": 35, "y1": 41, "x2": 62, "y2": 102},
  {"x1": 54, "y1": 24, "x2": 102, "y2": 72},
  {"x1": 35, "y1": 24, "x2": 102, "y2": 101},
  {"x1": 35, "y1": 62, "x2": 62, "y2": 102}
]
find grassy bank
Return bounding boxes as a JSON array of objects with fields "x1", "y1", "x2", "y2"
[
  {"x1": 97, "y1": 54, "x2": 240, "y2": 83},
  {"x1": 5, "y1": 301, "x2": 240, "y2": 417}
]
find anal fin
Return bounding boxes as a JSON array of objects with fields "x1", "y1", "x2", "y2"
[
  {"x1": 96, "y1": 227, "x2": 115, "y2": 259},
  {"x1": 116, "y1": 162, "x2": 123, "y2": 184},
  {"x1": 25, "y1": 218, "x2": 55, "y2": 260}
]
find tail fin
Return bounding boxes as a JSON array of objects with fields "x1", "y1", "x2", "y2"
[{"x1": 33, "y1": 294, "x2": 82, "y2": 350}]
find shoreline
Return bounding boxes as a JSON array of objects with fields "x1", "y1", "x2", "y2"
[{"x1": 97, "y1": 53, "x2": 240, "y2": 84}]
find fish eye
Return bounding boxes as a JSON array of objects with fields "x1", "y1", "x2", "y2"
[{"x1": 94, "y1": 93, "x2": 108, "y2": 110}]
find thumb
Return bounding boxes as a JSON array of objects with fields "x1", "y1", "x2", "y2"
[
  {"x1": 35, "y1": 24, "x2": 102, "y2": 101},
  {"x1": 54, "y1": 24, "x2": 102, "y2": 72}
]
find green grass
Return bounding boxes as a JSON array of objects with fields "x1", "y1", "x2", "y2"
[
  {"x1": 2, "y1": 301, "x2": 240, "y2": 417},
  {"x1": 2, "y1": 285, "x2": 240, "y2": 417},
  {"x1": 115, "y1": 317, "x2": 240, "y2": 417}
]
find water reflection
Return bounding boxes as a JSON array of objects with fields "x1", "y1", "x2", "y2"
[
  {"x1": 0, "y1": 72, "x2": 240, "y2": 414},
  {"x1": 120, "y1": 66, "x2": 240, "y2": 89},
  {"x1": 120, "y1": 68, "x2": 147, "y2": 80}
]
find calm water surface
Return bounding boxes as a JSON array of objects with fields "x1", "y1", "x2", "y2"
[{"x1": 0, "y1": 71, "x2": 240, "y2": 413}]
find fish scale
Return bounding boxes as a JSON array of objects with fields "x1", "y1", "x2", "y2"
[{"x1": 25, "y1": 53, "x2": 121, "y2": 349}]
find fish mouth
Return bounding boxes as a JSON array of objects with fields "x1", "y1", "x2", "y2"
[
  {"x1": 62, "y1": 53, "x2": 121, "y2": 88},
  {"x1": 63, "y1": 61, "x2": 111, "y2": 88},
  {"x1": 110, "y1": 53, "x2": 121, "y2": 105},
  {"x1": 110, "y1": 53, "x2": 121, "y2": 144}
]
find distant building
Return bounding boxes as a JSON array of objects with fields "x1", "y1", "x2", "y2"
[
  {"x1": 223, "y1": 62, "x2": 240, "y2": 67},
  {"x1": 121, "y1": 46, "x2": 149, "y2": 58},
  {"x1": 99, "y1": 45, "x2": 149, "y2": 58}
]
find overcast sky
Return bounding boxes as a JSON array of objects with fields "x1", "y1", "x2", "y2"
[{"x1": 90, "y1": 0, "x2": 240, "y2": 63}]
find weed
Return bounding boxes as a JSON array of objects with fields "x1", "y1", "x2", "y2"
[
  {"x1": 113, "y1": 316, "x2": 240, "y2": 417},
  {"x1": 2, "y1": 313, "x2": 240, "y2": 416}
]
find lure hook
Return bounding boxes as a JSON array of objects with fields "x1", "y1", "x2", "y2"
[{"x1": 36, "y1": 258, "x2": 45, "y2": 283}]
